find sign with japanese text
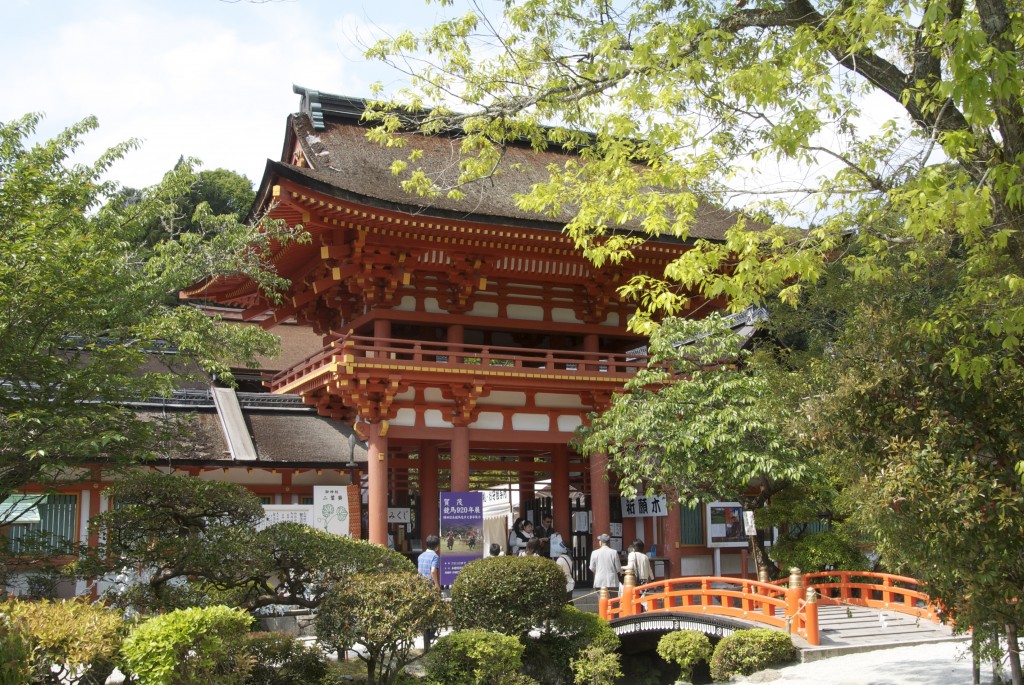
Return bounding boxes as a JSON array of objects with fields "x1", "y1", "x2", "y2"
[
  {"x1": 439, "y1": 491, "x2": 483, "y2": 586},
  {"x1": 313, "y1": 485, "x2": 352, "y2": 538},
  {"x1": 388, "y1": 507, "x2": 411, "y2": 526},
  {"x1": 619, "y1": 495, "x2": 668, "y2": 518},
  {"x1": 258, "y1": 505, "x2": 311, "y2": 531}
]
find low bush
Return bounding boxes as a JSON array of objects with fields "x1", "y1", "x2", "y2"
[
  {"x1": 708, "y1": 629, "x2": 795, "y2": 681},
  {"x1": 121, "y1": 605, "x2": 253, "y2": 685},
  {"x1": 244, "y1": 631, "x2": 329, "y2": 685},
  {"x1": 451, "y1": 556, "x2": 567, "y2": 637},
  {"x1": 521, "y1": 606, "x2": 619, "y2": 685},
  {"x1": 424, "y1": 629, "x2": 524, "y2": 685},
  {"x1": 570, "y1": 645, "x2": 621, "y2": 685},
  {"x1": 316, "y1": 571, "x2": 448, "y2": 685},
  {"x1": 3, "y1": 598, "x2": 126, "y2": 685},
  {"x1": 0, "y1": 612, "x2": 32, "y2": 684},
  {"x1": 656, "y1": 630, "x2": 712, "y2": 683}
]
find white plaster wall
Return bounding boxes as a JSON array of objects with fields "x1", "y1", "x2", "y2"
[
  {"x1": 511, "y1": 413, "x2": 550, "y2": 431},
  {"x1": 392, "y1": 408, "x2": 417, "y2": 426},
  {"x1": 535, "y1": 393, "x2": 584, "y2": 409},
  {"x1": 469, "y1": 301, "x2": 500, "y2": 317},
  {"x1": 557, "y1": 415, "x2": 583, "y2": 432},
  {"x1": 681, "y1": 556, "x2": 715, "y2": 576},
  {"x1": 552, "y1": 308, "x2": 582, "y2": 324},
  {"x1": 470, "y1": 412, "x2": 505, "y2": 430},
  {"x1": 507, "y1": 304, "x2": 545, "y2": 321},
  {"x1": 424, "y1": 409, "x2": 448, "y2": 428},
  {"x1": 477, "y1": 391, "x2": 527, "y2": 407}
]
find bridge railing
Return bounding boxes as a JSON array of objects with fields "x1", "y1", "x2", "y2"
[
  {"x1": 601, "y1": 570, "x2": 820, "y2": 645},
  {"x1": 783, "y1": 571, "x2": 941, "y2": 623}
]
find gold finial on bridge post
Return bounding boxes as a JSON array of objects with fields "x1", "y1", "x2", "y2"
[
  {"x1": 758, "y1": 568, "x2": 770, "y2": 584},
  {"x1": 785, "y1": 567, "x2": 803, "y2": 633},
  {"x1": 621, "y1": 568, "x2": 636, "y2": 617}
]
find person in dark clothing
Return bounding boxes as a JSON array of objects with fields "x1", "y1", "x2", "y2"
[{"x1": 533, "y1": 514, "x2": 555, "y2": 557}]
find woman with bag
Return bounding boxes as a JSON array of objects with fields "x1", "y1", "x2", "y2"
[
  {"x1": 550, "y1": 533, "x2": 575, "y2": 601},
  {"x1": 624, "y1": 539, "x2": 655, "y2": 610}
]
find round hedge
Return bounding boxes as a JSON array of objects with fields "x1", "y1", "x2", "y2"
[
  {"x1": 450, "y1": 556, "x2": 567, "y2": 636},
  {"x1": 656, "y1": 630, "x2": 712, "y2": 682},
  {"x1": 709, "y1": 628, "x2": 795, "y2": 681},
  {"x1": 424, "y1": 629, "x2": 524, "y2": 685}
]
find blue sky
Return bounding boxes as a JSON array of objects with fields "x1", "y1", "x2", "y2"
[{"x1": 0, "y1": 0, "x2": 474, "y2": 189}]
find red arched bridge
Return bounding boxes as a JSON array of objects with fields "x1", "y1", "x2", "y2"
[{"x1": 599, "y1": 569, "x2": 944, "y2": 647}]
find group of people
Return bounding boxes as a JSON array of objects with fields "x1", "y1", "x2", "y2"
[
  {"x1": 509, "y1": 514, "x2": 575, "y2": 597},
  {"x1": 589, "y1": 533, "x2": 654, "y2": 593}
]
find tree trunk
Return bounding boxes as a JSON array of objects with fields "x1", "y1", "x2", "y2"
[{"x1": 1007, "y1": 622, "x2": 1022, "y2": 685}]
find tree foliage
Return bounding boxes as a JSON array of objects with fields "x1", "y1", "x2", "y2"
[
  {"x1": 79, "y1": 473, "x2": 412, "y2": 612},
  {"x1": 366, "y1": 0, "x2": 1024, "y2": 668},
  {"x1": 0, "y1": 114, "x2": 305, "y2": 509},
  {"x1": 315, "y1": 571, "x2": 449, "y2": 685}
]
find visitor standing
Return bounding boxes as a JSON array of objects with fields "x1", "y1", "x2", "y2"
[
  {"x1": 417, "y1": 535, "x2": 441, "y2": 650},
  {"x1": 589, "y1": 533, "x2": 620, "y2": 593},
  {"x1": 534, "y1": 514, "x2": 555, "y2": 557},
  {"x1": 551, "y1": 533, "x2": 575, "y2": 601}
]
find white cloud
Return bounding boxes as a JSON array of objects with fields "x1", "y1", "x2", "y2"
[{"x1": 0, "y1": 0, "x2": 446, "y2": 190}]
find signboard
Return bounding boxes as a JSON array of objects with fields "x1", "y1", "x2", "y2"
[
  {"x1": 313, "y1": 485, "x2": 352, "y2": 537},
  {"x1": 258, "y1": 505, "x2": 311, "y2": 531},
  {"x1": 743, "y1": 510, "x2": 757, "y2": 537},
  {"x1": 439, "y1": 491, "x2": 483, "y2": 586},
  {"x1": 388, "y1": 507, "x2": 411, "y2": 526},
  {"x1": 706, "y1": 501, "x2": 748, "y2": 548},
  {"x1": 620, "y1": 495, "x2": 668, "y2": 518}
]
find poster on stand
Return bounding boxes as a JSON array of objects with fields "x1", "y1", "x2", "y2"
[
  {"x1": 706, "y1": 501, "x2": 747, "y2": 547},
  {"x1": 313, "y1": 485, "x2": 353, "y2": 537},
  {"x1": 440, "y1": 491, "x2": 483, "y2": 586}
]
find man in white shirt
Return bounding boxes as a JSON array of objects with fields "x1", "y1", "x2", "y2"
[{"x1": 588, "y1": 533, "x2": 620, "y2": 592}]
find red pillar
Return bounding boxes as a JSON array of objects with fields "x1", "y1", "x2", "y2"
[
  {"x1": 552, "y1": 446, "x2": 571, "y2": 541},
  {"x1": 664, "y1": 500, "x2": 683, "y2": 578},
  {"x1": 367, "y1": 422, "x2": 389, "y2": 546},
  {"x1": 451, "y1": 425, "x2": 470, "y2": 492},
  {"x1": 590, "y1": 450, "x2": 611, "y2": 540},
  {"x1": 420, "y1": 442, "x2": 439, "y2": 539},
  {"x1": 584, "y1": 333, "x2": 599, "y2": 371}
]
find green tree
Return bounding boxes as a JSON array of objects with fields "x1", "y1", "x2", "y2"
[
  {"x1": 315, "y1": 571, "x2": 449, "y2": 685},
  {"x1": 574, "y1": 315, "x2": 806, "y2": 575},
  {"x1": 0, "y1": 114, "x2": 304, "y2": 509},
  {"x1": 79, "y1": 473, "x2": 412, "y2": 612},
  {"x1": 365, "y1": 0, "x2": 1024, "y2": 675}
]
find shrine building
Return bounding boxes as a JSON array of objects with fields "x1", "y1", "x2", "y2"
[{"x1": 177, "y1": 87, "x2": 754, "y2": 581}]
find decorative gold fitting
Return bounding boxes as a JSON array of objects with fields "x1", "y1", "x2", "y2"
[
  {"x1": 805, "y1": 586, "x2": 818, "y2": 603},
  {"x1": 623, "y1": 568, "x2": 635, "y2": 587},
  {"x1": 789, "y1": 567, "x2": 802, "y2": 588}
]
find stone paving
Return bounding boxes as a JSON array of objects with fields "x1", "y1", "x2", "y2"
[{"x1": 794, "y1": 604, "x2": 960, "y2": 662}]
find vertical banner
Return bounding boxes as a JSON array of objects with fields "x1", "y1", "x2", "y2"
[
  {"x1": 313, "y1": 485, "x2": 352, "y2": 537},
  {"x1": 440, "y1": 491, "x2": 483, "y2": 586}
]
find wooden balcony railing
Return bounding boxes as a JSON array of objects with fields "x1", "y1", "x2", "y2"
[{"x1": 269, "y1": 334, "x2": 649, "y2": 393}]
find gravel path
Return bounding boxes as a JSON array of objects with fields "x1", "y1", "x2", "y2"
[{"x1": 736, "y1": 641, "x2": 993, "y2": 684}]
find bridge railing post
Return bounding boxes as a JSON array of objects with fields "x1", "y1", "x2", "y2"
[
  {"x1": 785, "y1": 567, "x2": 803, "y2": 635},
  {"x1": 599, "y1": 587, "x2": 610, "y2": 620},
  {"x1": 757, "y1": 568, "x2": 773, "y2": 617},
  {"x1": 621, "y1": 568, "x2": 636, "y2": 617},
  {"x1": 804, "y1": 586, "x2": 820, "y2": 646}
]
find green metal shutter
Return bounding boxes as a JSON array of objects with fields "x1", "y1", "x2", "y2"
[
  {"x1": 8, "y1": 494, "x2": 78, "y2": 554},
  {"x1": 680, "y1": 503, "x2": 703, "y2": 545}
]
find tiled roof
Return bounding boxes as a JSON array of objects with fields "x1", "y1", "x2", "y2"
[{"x1": 273, "y1": 89, "x2": 750, "y2": 241}]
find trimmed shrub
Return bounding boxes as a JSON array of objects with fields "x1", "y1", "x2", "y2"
[
  {"x1": 243, "y1": 631, "x2": 328, "y2": 685},
  {"x1": 451, "y1": 556, "x2": 566, "y2": 637},
  {"x1": 316, "y1": 571, "x2": 448, "y2": 685},
  {"x1": 709, "y1": 629, "x2": 795, "y2": 681},
  {"x1": 570, "y1": 645, "x2": 621, "y2": 685},
  {"x1": 521, "y1": 606, "x2": 619, "y2": 685},
  {"x1": 3, "y1": 598, "x2": 126, "y2": 685},
  {"x1": 424, "y1": 629, "x2": 524, "y2": 685},
  {"x1": 656, "y1": 630, "x2": 712, "y2": 683},
  {"x1": 0, "y1": 612, "x2": 32, "y2": 685},
  {"x1": 121, "y1": 605, "x2": 253, "y2": 685}
]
